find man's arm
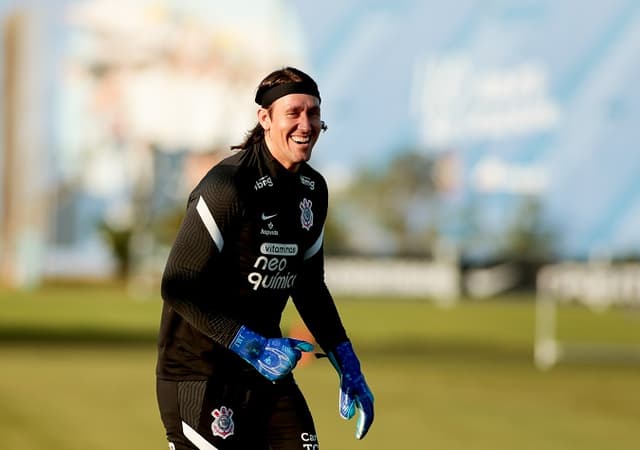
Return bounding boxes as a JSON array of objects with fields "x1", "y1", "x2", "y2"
[
  {"x1": 290, "y1": 243, "x2": 348, "y2": 351},
  {"x1": 291, "y1": 229, "x2": 374, "y2": 439},
  {"x1": 160, "y1": 178, "x2": 243, "y2": 347}
]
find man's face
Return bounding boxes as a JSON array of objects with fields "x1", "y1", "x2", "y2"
[{"x1": 259, "y1": 93, "x2": 322, "y2": 171}]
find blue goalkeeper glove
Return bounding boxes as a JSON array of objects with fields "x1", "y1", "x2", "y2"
[
  {"x1": 229, "y1": 326, "x2": 314, "y2": 382},
  {"x1": 327, "y1": 341, "x2": 375, "y2": 439}
]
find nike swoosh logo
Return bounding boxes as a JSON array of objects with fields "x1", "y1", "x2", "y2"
[{"x1": 262, "y1": 213, "x2": 278, "y2": 220}]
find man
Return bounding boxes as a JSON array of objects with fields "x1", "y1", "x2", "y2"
[{"x1": 157, "y1": 67, "x2": 374, "y2": 450}]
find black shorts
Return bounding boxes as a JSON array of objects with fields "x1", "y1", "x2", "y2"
[{"x1": 157, "y1": 373, "x2": 319, "y2": 450}]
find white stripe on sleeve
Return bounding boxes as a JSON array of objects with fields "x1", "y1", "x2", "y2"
[
  {"x1": 304, "y1": 228, "x2": 324, "y2": 260},
  {"x1": 196, "y1": 196, "x2": 224, "y2": 252}
]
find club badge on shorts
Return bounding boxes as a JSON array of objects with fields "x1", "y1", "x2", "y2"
[
  {"x1": 211, "y1": 406, "x2": 234, "y2": 439},
  {"x1": 300, "y1": 198, "x2": 313, "y2": 230}
]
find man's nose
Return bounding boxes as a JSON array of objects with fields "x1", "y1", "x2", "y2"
[{"x1": 297, "y1": 112, "x2": 311, "y2": 131}]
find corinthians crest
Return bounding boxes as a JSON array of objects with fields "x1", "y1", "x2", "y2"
[
  {"x1": 211, "y1": 406, "x2": 234, "y2": 439},
  {"x1": 299, "y1": 198, "x2": 314, "y2": 230}
]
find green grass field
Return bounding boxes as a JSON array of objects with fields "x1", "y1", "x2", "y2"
[{"x1": 1, "y1": 283, "x2": 639, "y2": 450}]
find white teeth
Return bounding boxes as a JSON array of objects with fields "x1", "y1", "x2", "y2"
[{"x1": 291, "y1": 136, "x2": 310, "y2": 144}]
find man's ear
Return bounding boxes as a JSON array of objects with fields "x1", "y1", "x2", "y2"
[{"x1": 257, "y1": 108, "x2": 270, "y2": 131}]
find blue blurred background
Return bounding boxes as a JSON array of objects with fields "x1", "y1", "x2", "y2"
[{"x1": 1, "y1": 0, "x2": 640, "y2": 289}]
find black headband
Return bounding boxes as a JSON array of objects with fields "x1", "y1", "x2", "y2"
[{"x1": 255, "y1": 81, "x2": 321, "y2": 107}]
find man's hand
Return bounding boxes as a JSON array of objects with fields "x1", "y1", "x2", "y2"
[
  {"x1": 229, "y1": 326, "x2": 314, "y2": 381},
  {"x1": 327, "y1": 341, "x2": 375, "y2": 439}
]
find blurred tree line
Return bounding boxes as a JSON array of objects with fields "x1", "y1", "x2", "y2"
[
  {"x1": 324, "y1": 151, "x2": 442, "y2": 257},
  {"x1": 326, "y1": 150, "x2": 555, "y2": 263}
]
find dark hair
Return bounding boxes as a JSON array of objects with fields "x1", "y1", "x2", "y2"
[{"x1": 231, "y1": 67, "x2": 320, "y2": 150}]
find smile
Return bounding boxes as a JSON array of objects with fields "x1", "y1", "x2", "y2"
[{"x1": 291, "y1": 136, "x2": 311, "y2": 144}]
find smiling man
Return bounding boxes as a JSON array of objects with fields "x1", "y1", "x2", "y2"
[{"x1": 157, "y1": 67, "x2": 374, "y2": 450}]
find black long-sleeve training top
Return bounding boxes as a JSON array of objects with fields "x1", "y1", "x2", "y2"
[{"x1": 157, "y1": 140, "x2": 348, "y2": 380}]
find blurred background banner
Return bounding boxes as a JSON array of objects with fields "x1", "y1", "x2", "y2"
[{"x1": 0, "y1": 0, "x2": 639, "y2": 290}]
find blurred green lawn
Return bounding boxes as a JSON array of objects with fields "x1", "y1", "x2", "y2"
[{"x1": 1, "y1": 283, "x2": 639, "y2": 450}]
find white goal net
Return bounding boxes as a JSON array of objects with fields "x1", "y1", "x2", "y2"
[{"x1": 535, "y1": 262, "x2": 640, "y2": 369}]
